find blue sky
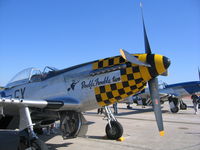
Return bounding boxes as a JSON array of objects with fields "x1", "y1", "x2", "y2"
[{"x1": 0, "y1": 0, "x2": 199, "y2": 86}]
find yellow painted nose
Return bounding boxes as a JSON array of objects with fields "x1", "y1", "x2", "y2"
[
  {"x1": 154, "y1": 54, "x2": 170, "y2": 75},
  {"x1": 136, "y1": 54, "x2": 170, "y2": 81}
]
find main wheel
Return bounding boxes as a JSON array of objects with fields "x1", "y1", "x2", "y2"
[
  {"x1": 105, "y1": 121, "x2": 123, "y2": 140},
  {"x1": 30, "y1": 140, "x2": 42, "y2": 150},
  {"x1": 171, "y1": 107, "x2": 179, "y2": 113},
  {"x1": 18, "y1": 139, "x2": 42, "y2": 150}
]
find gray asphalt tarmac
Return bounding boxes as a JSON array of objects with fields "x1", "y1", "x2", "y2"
[{"x1": 39, "y1": 99, "x2": 200, "y2": 150}]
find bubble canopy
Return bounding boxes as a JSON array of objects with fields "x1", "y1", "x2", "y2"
[
  {"x1": 6, "y1": 66, "x2": 58, "y2": 88},
  {"x1": 6, "y1": 68, "x2": 40, "y2": 88}
]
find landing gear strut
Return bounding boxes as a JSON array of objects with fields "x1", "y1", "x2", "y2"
[
  {"x1": 0, "y1": 106, "x2": 43, "y2": 150},
  {"x1": 18, "y1": 107, "x2": 42, "y2": 150},
  {"x1": 103, "y1": 106, "x2": 123, "y2": 140}
]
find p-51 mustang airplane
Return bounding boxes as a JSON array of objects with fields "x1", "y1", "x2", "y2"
[
  {"x1": 0, "y1": 5, "x2": 170, "y2": 150},
  {"x1": 129, "y1": 80, "x2": 200, "y2": 113}
]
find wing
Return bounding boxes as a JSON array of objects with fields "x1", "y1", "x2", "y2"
[
  {"x1": 0, "y1": 97, "x2": 87, "y2": 139},
  {"x1": 136, "y1": 89, "x2": 172, "y2": 103},
  {"x1": 0, "y1": 97, "x2": 81, "y2": 111}
]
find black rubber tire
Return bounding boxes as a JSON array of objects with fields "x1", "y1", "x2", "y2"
[
  {"x1": 127, "y1": 106, "x2": 132, "y2": 109},
  {"x1": 171, "y1": 107, "x2": 179, "y2": 113},
  {"x1": 180, "y1": 103, "x2": 187, "y2": 110},
  {"x1": 34, "y1": 128, "x2": 43, "y2": 135},
  {"x1": 18, "y1": 139, "x2": 41, "y2": 150},
  {"x1": 105, "y1": 121, "x2": 123, "y2": 140},
  {"x1": 30, "y1": 140, "x2": 42, "y2": 150}
]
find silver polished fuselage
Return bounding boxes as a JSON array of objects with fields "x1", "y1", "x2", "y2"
[{"x1": 2, "y1": 63, "x2": 120, "y2": 115}]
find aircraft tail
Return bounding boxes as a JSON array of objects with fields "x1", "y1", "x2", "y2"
[{"x1": 198, "y1": 67, "x2": 200, "y2": 81}]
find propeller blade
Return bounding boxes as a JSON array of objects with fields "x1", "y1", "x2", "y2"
[
  {"x1": 120, "y1": 49, "x2": 151, "y2": 67},
  {"x1": 140, "y1": 2, "x2": 152, "y2": 54},
  {"x1": 148, "y1": 77, "x2": 164, "y2": 136}
]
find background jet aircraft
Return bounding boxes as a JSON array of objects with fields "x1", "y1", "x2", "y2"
[{"x1": 0, "y1": 4, "x2": 170, "y2": 150}]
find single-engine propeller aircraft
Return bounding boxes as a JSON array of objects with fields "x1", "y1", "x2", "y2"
[
  {"x1": 0, "y1": 4, "x2": 170, "y2": 150},
  {"x1": 128, "y1": 70, "x2": 200, "y2": 113},
  {"x1": 138, "y1": 81, "x2": 200, "y2": 113}
]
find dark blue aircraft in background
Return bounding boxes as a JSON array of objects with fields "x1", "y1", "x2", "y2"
[{"x1": 130, "y1": 80, "x2": 200, "y2": 113}]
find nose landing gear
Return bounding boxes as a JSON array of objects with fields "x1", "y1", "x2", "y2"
[{"x1": 103, "y1": 106, "x2": 123, "y2": 140}]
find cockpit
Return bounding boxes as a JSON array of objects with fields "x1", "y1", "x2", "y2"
[{"x1": 6, "y1": 66, "x2": 58, "y2": 88}]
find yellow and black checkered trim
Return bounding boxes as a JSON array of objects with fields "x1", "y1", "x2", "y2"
[
  {"x1": 93, "y1": 56, "x2": 127, "y2": 70},
  {"x1": 93, "y1": 53, "x2": 168, "y2": 106},
  {"x1": 94, "y1": 61, "x2": 146, "y2": 106}
]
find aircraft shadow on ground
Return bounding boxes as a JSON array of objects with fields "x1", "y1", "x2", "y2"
[
  {"x1": 85, "y1": 135, "x2": 108, "y2": 140},
  {"x1": 46, "y1": 143, "x2": 73, "y2": 150},
  {"x1": 39, "y1": 131, "x2": 73, "y2": 150},
  {"x1": 116, "y1": 108, "x2": 168, "y2": 116},
  {"x1": 85, "y1": 107, "x2": 169, "y2": 116},
  {"x1": 185, "y1": 132, "x2": 200, "y2": 135}
]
